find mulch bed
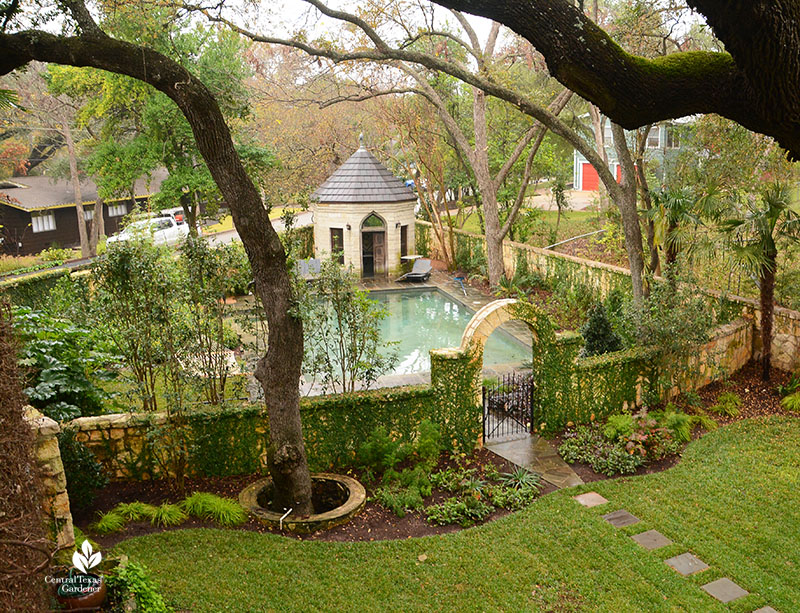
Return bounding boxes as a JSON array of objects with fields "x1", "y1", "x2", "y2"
[
  {"x1": 77, "y1": 448, "x2": 556, "y2": 549},
  {"x1": 556, "y1": 360, "x2": 795, "y2": 483},
  {"x1": 78, "y1": 361, "x2": 794, "y2": 547}
]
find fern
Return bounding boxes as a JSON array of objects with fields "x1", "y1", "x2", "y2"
[
  {"x1": 708, "y1": 391, "x2": 742, "y2": 417},
  {"x1": 603, "y1": 414, "x2": 635, "y2": 440}
]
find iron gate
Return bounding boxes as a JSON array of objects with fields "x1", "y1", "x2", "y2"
[{"x1": 482, "y1": 372, "x2": 535, "y2": 441}]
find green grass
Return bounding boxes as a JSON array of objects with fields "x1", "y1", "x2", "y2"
[
  {"x1": 115, "y1": 417, "x2": 800, "y2": 612},
  {"x1": 460, "y1": 209, "x2": 603, "y2": 248},
  {"x1": 204, "y1": 208, "x2": 298, "y2": 234}
]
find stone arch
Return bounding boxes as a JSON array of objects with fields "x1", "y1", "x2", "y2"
[
  {"x1": 430, "y1": 299, "x2": 561, "y2": 442},
  {"x1": 459, "y1": 298, "x2": 556, "y2": 358}
]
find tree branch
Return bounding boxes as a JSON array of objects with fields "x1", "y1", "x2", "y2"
[{"x1": 432, "y1": 0, "x2": 800, "y2": 158}]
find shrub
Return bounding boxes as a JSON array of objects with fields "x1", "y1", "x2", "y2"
[
  {"x1": 708, "y1": 391, "x2": 742, "y2": 417},
  {"x1": 57, "y1": 427, "x2": 108, "y2": 510},
  {"x1": 357, "y1": 427, "x2": 404, "y2": 473},
  {"x1": 425, "y1": 495, "x2": 493, "y2": 527},
  {"x1": 580, "y1": 303, "x2": 623, "y2": 357},
  {"x1": 181, "y1": 492, "x2": 248, "y2": 527},
  {"x1": 106, "y1": 561, "x2": 172, "y2": 613},
  {"x1": 413, "y1": 419, "x2": 442, "y2": 467},
  {"x1": 781, "y1": 392, "x2": 800, "y2": 413},
  {"x1": 150, "y1": 503, "x2": 187, "y2": 527}
]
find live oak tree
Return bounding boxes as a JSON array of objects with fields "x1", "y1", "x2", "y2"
[
  {"x1": 0, "y1": 0, "x2": 314, "y2": 514},
  {"x1": 430, "y1": 0, "x2": 800, "y2": 162}
]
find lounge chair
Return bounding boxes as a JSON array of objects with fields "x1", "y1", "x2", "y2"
[{"x1": 397, "y1": 258, "x2": 432, "y2": 282}]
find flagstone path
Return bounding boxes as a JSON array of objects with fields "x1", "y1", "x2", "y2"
[{"x1": 573, "y1": 490, "x2": 779, "y2": 611}]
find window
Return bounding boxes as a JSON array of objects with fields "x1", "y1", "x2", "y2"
[
  {"x1": 400, "y1": 224, "x2": 408, "y2": 258},
  {"x1": 330, "y1": 228, "x2": 344, "y2": 265},
  {"x1": 83, "y1": 207, "x2": 94, "y2": 221},
  {"x1": 31, "y1": 211, "x2": 56, "y2": 233},
  {"x1": 666, "y1": 129, "x2": 680, "y2": 149},
  {"x1": 646, "y1": 127, "x2": 660, "y2": 148},
  {"x1": 108, "y1": 203, "x2": 127, "y2": 217}
]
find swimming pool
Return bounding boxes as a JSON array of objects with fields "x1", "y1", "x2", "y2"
[{"x1": 369, "y1": 288, "x2": 530, "y2": 375}]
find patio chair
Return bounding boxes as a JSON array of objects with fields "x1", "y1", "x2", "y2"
[{"x1": 397, "y1": 258, "x2": 432, "y2": 282}]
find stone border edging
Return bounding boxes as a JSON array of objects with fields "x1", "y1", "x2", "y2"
[{"x1": 240, "y1": 473, "x2": 366, "y2": 533}]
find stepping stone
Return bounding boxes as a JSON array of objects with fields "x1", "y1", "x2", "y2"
[
  {"x1": 573, "y1": 492, "x2": 608, "y2": 508},
  {"x1": 752, "y1": 607, "x2": 779, "y2": 613},
  {"x1": 702, "y1": 578, "x2": 749, "y2": 603},
  {"x1": 631, "y1": 529, "x2": 673, "y2": 550},
  {"x1": 602, "y1": 509, "x2": 640, "y2": 527},
  {"x1": 664, "y1": 552, "x2": 709, "y2": 576}
]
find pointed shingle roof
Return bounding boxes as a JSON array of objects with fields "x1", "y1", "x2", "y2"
[{"x1": 312, "y1": 146, "x2": 416, "y2": 204}]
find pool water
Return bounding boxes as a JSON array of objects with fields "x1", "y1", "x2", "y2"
[{"x1": 370, "y1": 289, "x2": 530, "y2": 375}]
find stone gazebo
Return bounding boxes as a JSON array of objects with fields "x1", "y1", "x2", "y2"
[{"x1": 311, "y1": 138, "x2": 417, "y2": 278}]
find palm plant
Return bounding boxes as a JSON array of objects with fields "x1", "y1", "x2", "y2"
[
  {"x1": 720, "y1": 182, "x2": 800, "y2": 380},
  {"x1": 648, "y1": 186, "x2": 719, "y2": 271}
]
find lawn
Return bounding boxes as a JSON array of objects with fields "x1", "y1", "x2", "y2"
[
  {"x1": 460, "y1": 209, "x2": 604, "y2": 248},
  {"x1": 115, "y1": 417, "x2": 799, "y2": 612},
  {"x1": 204, "y1": 208, "x2": 298, "y2": 234}
]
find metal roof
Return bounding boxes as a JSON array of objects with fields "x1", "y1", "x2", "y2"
[
  {"x1": 311, "y1": 146, "x2": 416, "y2": 204},
  {"x1": 0, "y1": 169, "x2": 167, "y2": 212}
]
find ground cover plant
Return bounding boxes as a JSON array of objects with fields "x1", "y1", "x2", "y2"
[
  {"x1": 357, "y1": 422, "x2": 542, "y2": 527},
  {"x1": 115, "y1": 418, "x2": 800, "y2": 612},
  {"x1": 90, "y1": 493, "x2": 247, "y2": 535}
]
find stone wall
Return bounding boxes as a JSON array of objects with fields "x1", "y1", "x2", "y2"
[
  {"x1": 313, "y1": 200, "x2": 417, "y2": 275},
  {"x1": 24, "y1": 408, "x2": 74, "y2": 549},
  {"x1": 417, "y1": 220, "x2": 800, "y2": 371}
]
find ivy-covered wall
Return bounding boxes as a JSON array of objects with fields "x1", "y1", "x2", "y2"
[{"x1": 67, "y1": 385, "x2": 467, "y2": 481}]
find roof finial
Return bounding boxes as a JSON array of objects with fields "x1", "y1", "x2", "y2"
[{"x1": 358, "y1": 132, "x2": 364, "y2": 149}]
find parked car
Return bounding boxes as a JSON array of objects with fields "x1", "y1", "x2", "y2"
[{"x1": 106, "y1": 215, "x2": 189, "y2": 247}]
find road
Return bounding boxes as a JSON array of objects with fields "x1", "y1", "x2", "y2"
[{"x1": 207, "y1": 210, "x2": 313, "y2": 246}]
